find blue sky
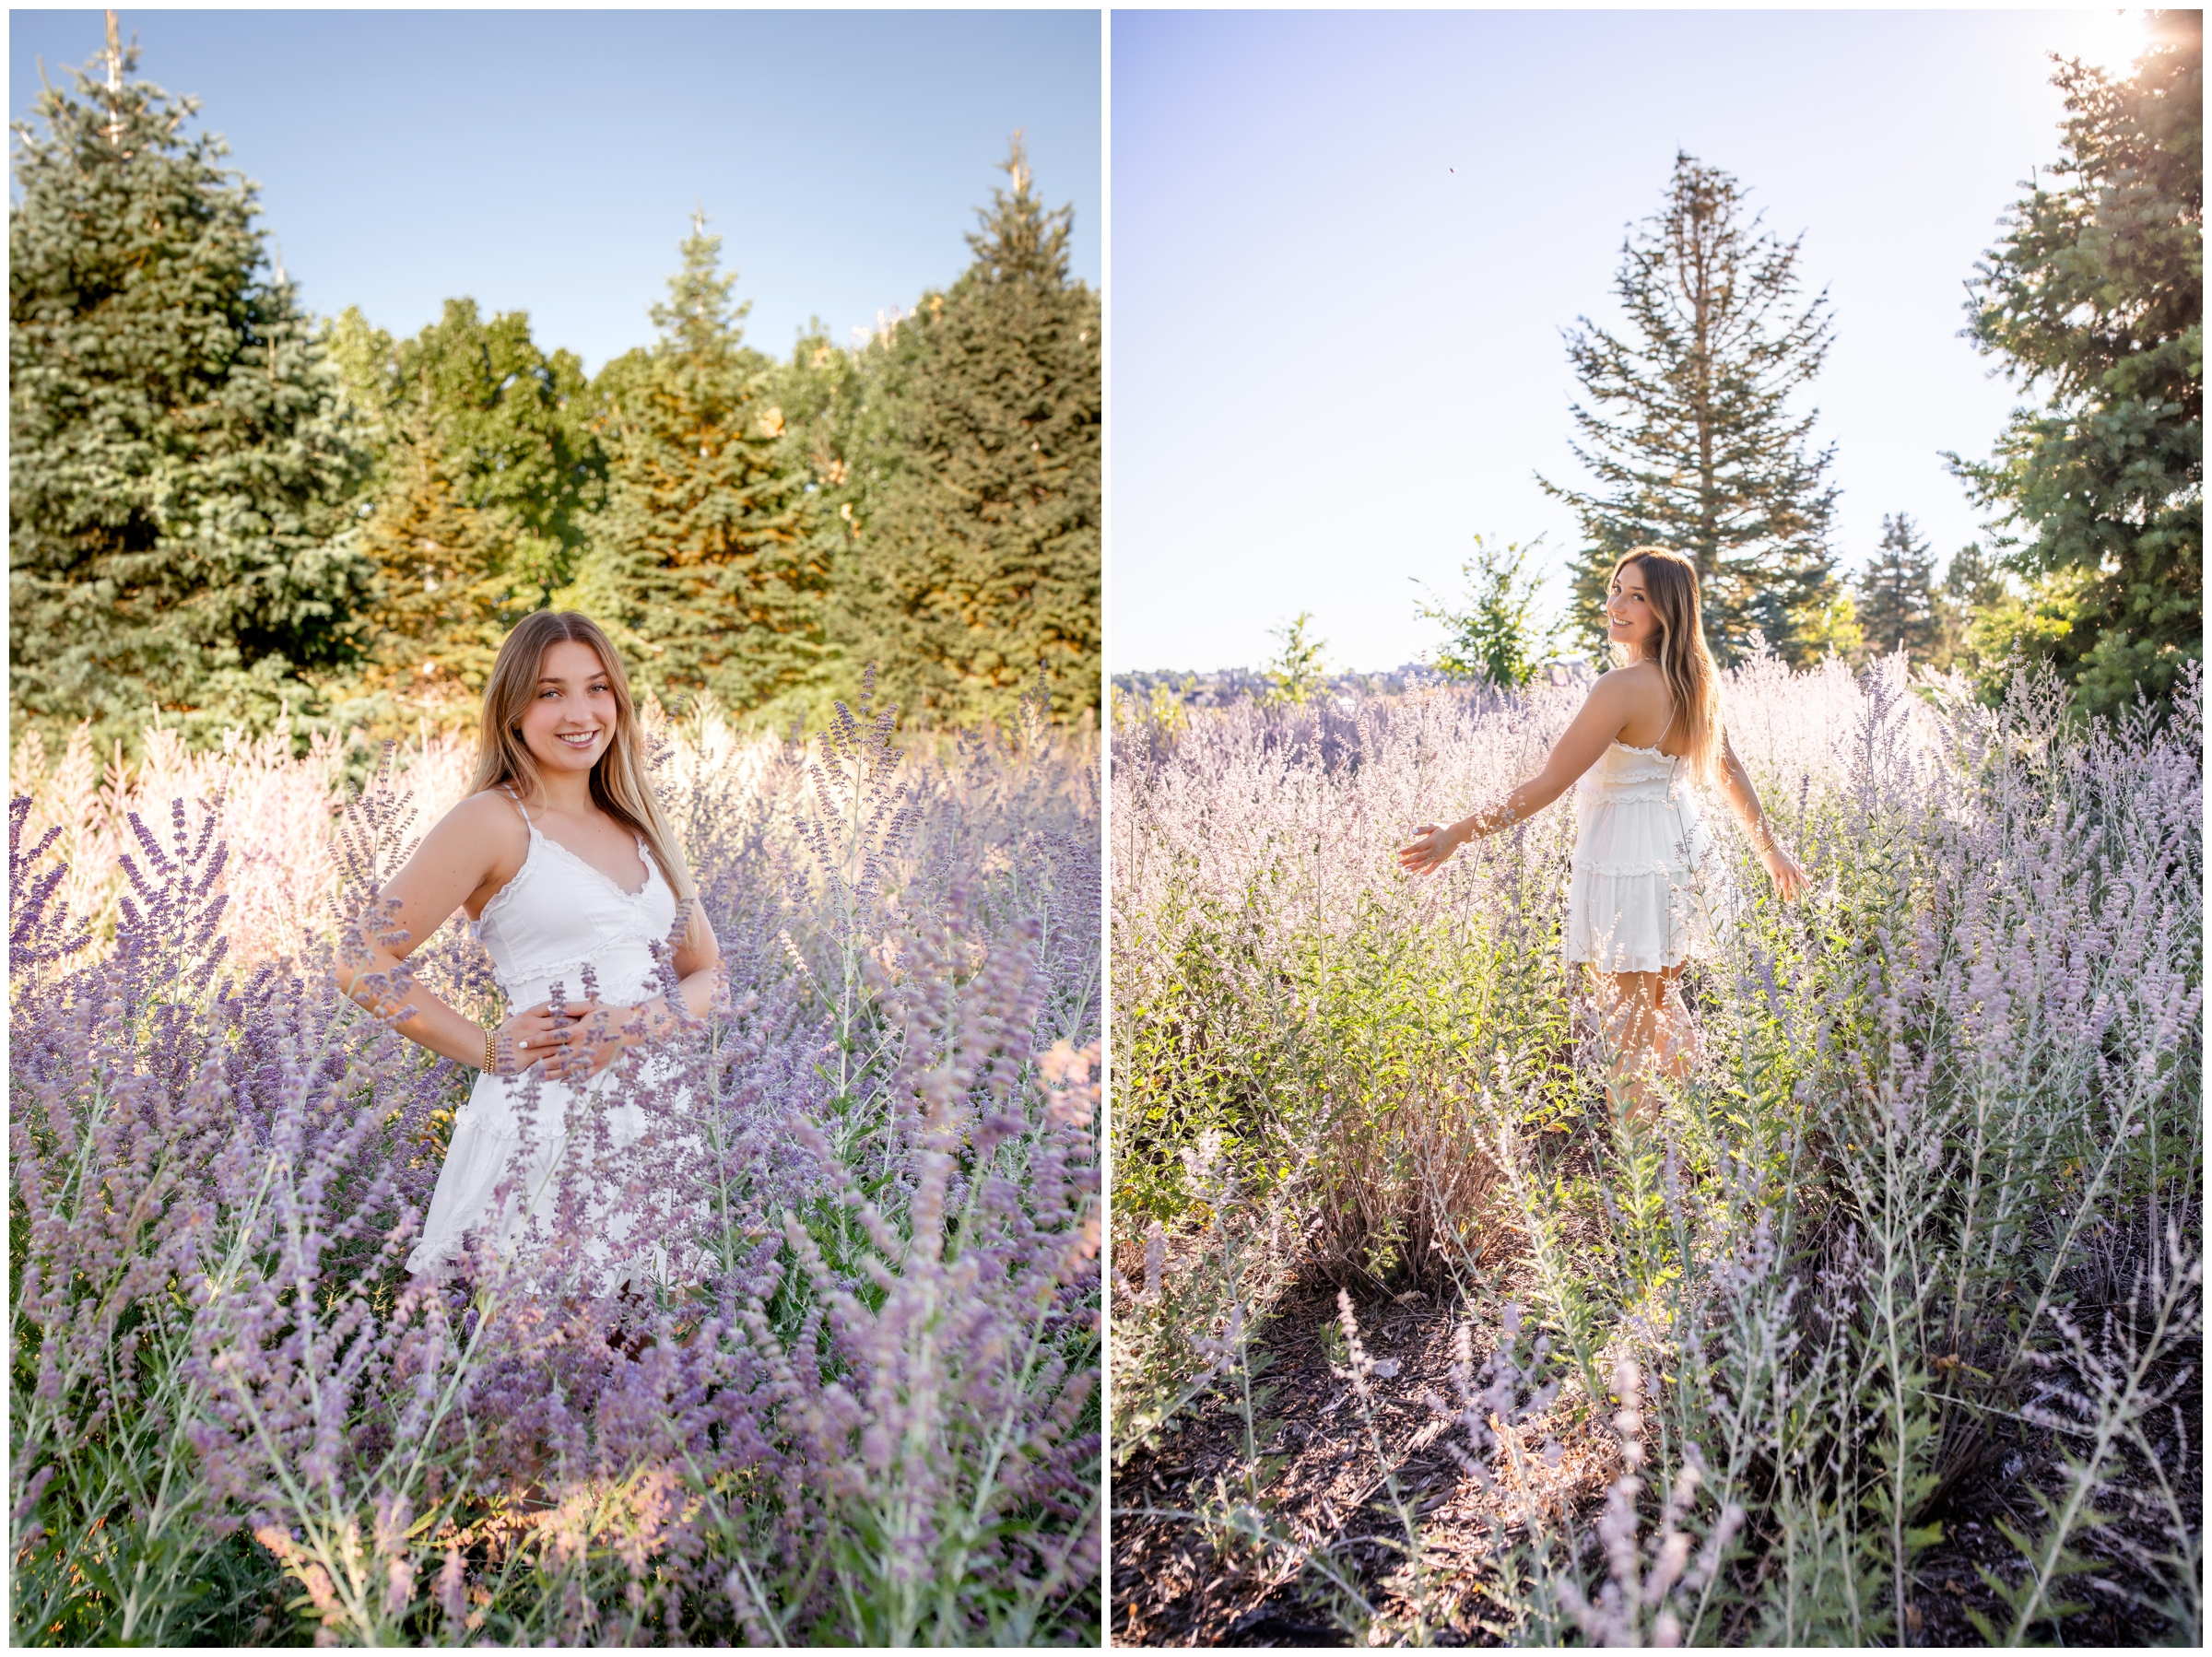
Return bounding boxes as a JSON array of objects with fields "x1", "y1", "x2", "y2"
[
  {"x1": 10, "y1": 9, "x2": 1100, "y2": 372},
  {"x1": 1112, "y1": 8, "x2": 2160, "y2": 673}
]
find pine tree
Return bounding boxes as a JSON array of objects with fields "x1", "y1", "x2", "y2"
[
  {"x1": 9, "y1": 20, "x2": 369, "y2": 749},
  {"x1": 837, "y1": 135, "x2": 1101, "y2": 727},
  {"x1": 573, "y1": 214, "x2": 818, "y2": 716},
  {"x1": 1948, "y1": 11, "x2": 2202, "y2": 714},
  {"x1": 1538, "y1": 153, "x2": 1841, "y2": 665},
  {"x1": 353, "y1": 396, "x2": 515, "y2": 699},
  {"x1": 1853, "y1": 512, "x2": 1944, "y2": 663}
]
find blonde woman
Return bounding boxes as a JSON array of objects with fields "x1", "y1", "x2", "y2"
[
  {"x1": 1398, "y1": 546, "x2": 1806, "y2": 1112},
  {"x1": 339, "y1": 610, "x2": 721, "y2": 1280}
]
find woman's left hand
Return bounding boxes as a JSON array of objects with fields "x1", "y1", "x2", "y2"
[
  {"x1": 1762, "y1": 847, "x2": 1808, "y2": 901},
  {"x1": 546, "y1": 1002, "x2": 638, "y2": 1081},
  {"x1": 1398, "y1": 822, "x2": 1464, "y2": 876}
]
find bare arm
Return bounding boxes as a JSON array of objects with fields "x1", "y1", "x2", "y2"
[
  {"x1": 335, "y1": 792, "x2": 525, "y2": 1069},
  {"x1": 1715, "y1": 732, "x2": 1807, "y2": 899},
  {"x1": 337, "y1": 796, "x2": 728, "y2": 1076},
  {"x1": 1397, "y1": 674, "x2": 1636, "y2": 875}
]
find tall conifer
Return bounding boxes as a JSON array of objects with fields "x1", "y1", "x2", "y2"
[
  {"x1": 353, "y1": 392, "x2": 514, "y2": 699},
  {"x1": 1949, "y1": 11, "x2": 2201, "y2": 713},
  {"x1": 575, "y1": 216, "x2": 818, "y2": 715},
  {"x1": 8, "y1": 20, "x2": 368, "y2": 746},
  {"x1": 1853, "y1": 512, "x2": 1944, "y2": 663},
  {"x1": 1539, "y1": 153, "x2": 1841, "y2": 665},
  {"x1": 837, "y1": 135, "x2": 1101, "y2": 726}
]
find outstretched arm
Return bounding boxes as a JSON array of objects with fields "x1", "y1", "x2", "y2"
[
  {"x1": 1397, "y1": 675, "x2": 1633, "y2": 876},
  {"x1": 1716, "y1": 732, "x2": 1806, "y2": 899}
]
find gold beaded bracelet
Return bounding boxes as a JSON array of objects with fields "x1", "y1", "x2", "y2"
[{"x1": 484, "y1": 1026, "x2": 497, "y2": 1074}]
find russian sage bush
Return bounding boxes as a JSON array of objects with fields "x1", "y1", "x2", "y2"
[
  {"x1": 1111, "y1": 652, "x2": 2199, "y2": 1643},
  {"x1": 11, "y1": 684, "x2": 1100, "y2": 1645}
]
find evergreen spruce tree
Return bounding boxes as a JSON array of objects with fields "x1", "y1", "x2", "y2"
[
  {"x1": 1853, "y1": 512, "x2": 1944, "y2": 663},
  {"x1": 1948, "y1": 11, "x2": 2201, "y2": 714},
  {"x1": 837, "y1": 135, "x2": 1101, "y2": 727},
  {"x1": 572, "y1": 215, "x2": 818, "y2": 715},
  {"x1": 353, "y1": 394, "x2": 515, "y2": 699},
  {"x1": 9, "y1": 21, "x2": 369, "y2": 748},
  {"x1": 1538, "y1": 153, "x2": 1841, "y2": 665}
]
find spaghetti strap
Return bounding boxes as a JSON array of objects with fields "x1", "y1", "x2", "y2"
[{"x1": 499, "y1": 783, "x2": 541, "y2": 839}]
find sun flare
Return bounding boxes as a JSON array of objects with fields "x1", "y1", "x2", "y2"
[{"x1": 2045, "y1": 7, "x2": 2156, "y2": 75}]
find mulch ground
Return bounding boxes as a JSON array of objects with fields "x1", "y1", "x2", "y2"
[{"x1": 1109, "y1": 1266, "x2": 2197, "y2": 1647}]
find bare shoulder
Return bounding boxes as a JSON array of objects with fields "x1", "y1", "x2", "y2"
[
  {"x1": 424, "y1": 789, "x2": 530, "y2": 869},
  {"x1": 1583, "y1": 661, "x2": 1655, "y2": 713}
]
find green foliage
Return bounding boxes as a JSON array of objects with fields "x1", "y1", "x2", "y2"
[
  {"x1": 1853, "y1": 511, "x2": 1944, "y2": 664},
  {"x1": 1936, "y1": 540, "x2": 2011, "y2": 674},
  {"x1": 8, "y1": 31, "x2": 371, "y2": 754},
  {"x1": 1261, "y1": 612, "x2": 1329, "y2": 707},
  {"x1": 332, "y1": 299, "x2": 602, "y2": 604},
  {"x1": 568, "y1": 217, "x2": 822, "y2": 719},
  {"x1": 1948, "y1": 11, "x2": 2203, "y2": 715},
  {"x1": 1414, "y1": 535, "x2": 1556, "y2": 686},
  {"x1": 8, "y1": 30, "x2": 1102, "y2": 749},
  {"x1": 835, "y1": 135, "x2": 1101, "y2": 730},
  {"x1": 1793, "y1": 585, "x2": 1866, "y2": 664},
  {"x1": 351, "y1": 412, "x2": 522, "y2": 699},
  {"x1": 1539, "y1": 152, "x2": 1841, "y2": 666}
]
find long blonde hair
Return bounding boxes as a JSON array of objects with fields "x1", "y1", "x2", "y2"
[
  {"x1": 469, "y1": 611, "x2": 695, "y2": 902},
  {"x1": 1611, "y1": 546, "x2": 1723, "y2": 789}
]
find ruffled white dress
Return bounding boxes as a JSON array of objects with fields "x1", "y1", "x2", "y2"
[
  {"x1": 405, "y1": 793, "x2": 684, "y2": 1281},
  {"x1": 1563, "y1": 742, "x2": 1730, "y2": 974}
]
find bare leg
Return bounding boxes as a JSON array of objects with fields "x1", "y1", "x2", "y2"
[
  {"x1": 1595, "y1": 965, "x2": 1701, "y2": 1123},
  {"x1": 1593, "y1": 969, "x2": 1663, "y2": 1123},
  {"x1": 1650, "y1": 964, "x2": 1698, "y2": 1083}
]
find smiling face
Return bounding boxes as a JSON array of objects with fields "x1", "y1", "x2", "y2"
[
  {"x1": 515, "y1": 638, "x2": 618, "y2": 780},
  {"x1": 1606, "y1": 562, "x2": 1664, "y2": 657}
]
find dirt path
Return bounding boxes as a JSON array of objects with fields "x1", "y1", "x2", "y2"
[{"x1": 1110, "y1": 1269, "x2": 2194, "y2": 1646}]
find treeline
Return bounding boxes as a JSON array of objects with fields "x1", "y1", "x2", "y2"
[
  {"x1": 9, "y1": 30, "x2": 1100, "y2": 757},
  {"x1": 1524, "y1": 12, "x2": 2197, "y2": 714}
]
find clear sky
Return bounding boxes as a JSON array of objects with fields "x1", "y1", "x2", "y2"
[
  {"x1": 1111, "y1": 8, "x2": 2159, "y2": 674},
  {"x1": 9, "y1": 8, "x2": 1100, "y2": 373}
]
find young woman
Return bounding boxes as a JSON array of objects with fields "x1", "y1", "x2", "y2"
[
  {"x1": 339, "y1": 610, "x2": 722, "y2": 1281},
  {"x1": 1397, "y1": 546, "x2": 1806, "y2": 1113}
]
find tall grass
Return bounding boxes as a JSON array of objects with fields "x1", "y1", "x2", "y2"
[
  {"x1": 11, "y1": 684, "x2": 1100, "y2": 1645},
  {"x1": 1111, "y1": 652, "x2": 2199, "y2": 1643}
]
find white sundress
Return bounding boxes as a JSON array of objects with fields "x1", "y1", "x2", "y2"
[
  {"x1": 1563, "y1": 740, "x2": 1731, "y2": 974},
  {"x1": 405, "y1": 790, "x2": 688, "y2": 1284}
]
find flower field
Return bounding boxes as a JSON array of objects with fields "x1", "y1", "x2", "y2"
[
  {"x1": 10, "y1": 687, "x2": 1100, "y2": 1645},
  {"x1": 1110, "y1": 655, "x2": 2200, "y2": 1645}
]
